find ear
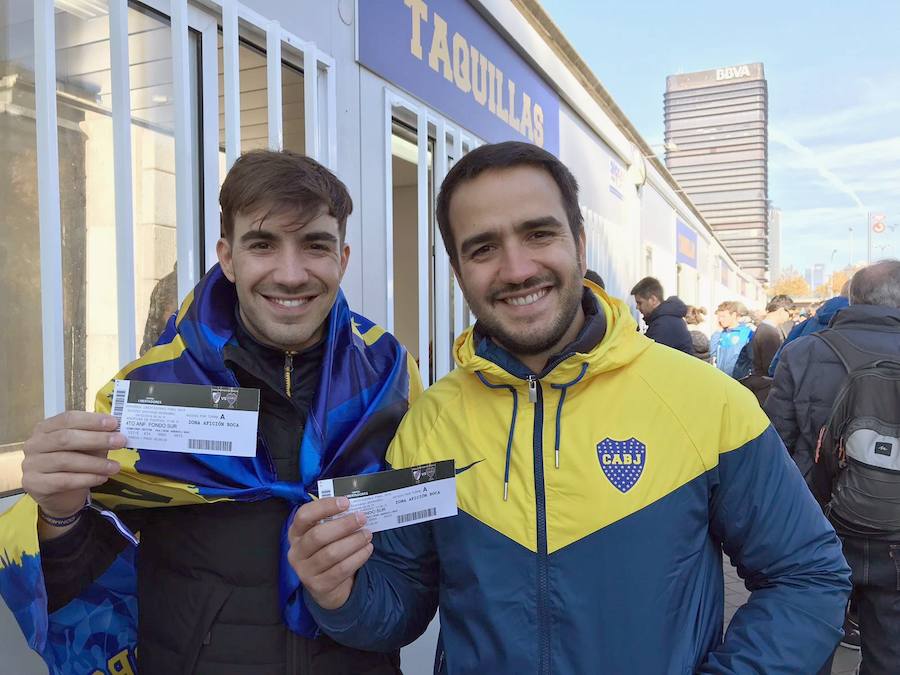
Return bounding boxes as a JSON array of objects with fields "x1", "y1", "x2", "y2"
[
  {"x1": 451, "y1": 261, "x2": 470, "y2": 304},
  {"x1": 577, "y1": 229, "x2": 587, "y2": 275},
  {"x1": 217, "y1": 237, "x2": 236, "y2": 282},
  {"x1": 339, "y1": 243, "x2": 351, "y2": 279}
]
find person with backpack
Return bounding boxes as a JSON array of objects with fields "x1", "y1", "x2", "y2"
[{"x1": 766, "y1": 259, "x2": 900, "y2": 675}]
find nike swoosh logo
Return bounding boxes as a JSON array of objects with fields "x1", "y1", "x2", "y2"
[{"x1": 456, "y1": 459, "x2": 485, "y2": 475}]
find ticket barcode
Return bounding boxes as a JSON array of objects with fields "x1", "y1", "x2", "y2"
[
  {"x1": 187, "y1": 439, "x2": 233, "y2": 453},
  {"x1": 397, "y1": 508, "x2": 437, "y2": 524},
  {"x1": 112, "y1": 386, "x2": 127, "y2": 420}
]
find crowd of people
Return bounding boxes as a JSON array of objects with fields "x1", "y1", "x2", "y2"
[
  {"x1": 0, "y1": 142, "x2": 895, "y2": 675},
  {"x1": 631, "y1": 265, "x2": 900, "y2": 674}
]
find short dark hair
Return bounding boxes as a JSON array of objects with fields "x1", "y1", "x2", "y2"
[
  {"x1": 766, "y1": 294, "x2": 794, "y2": 313},
  {"x1": 219, "y1": 149, "x2": 352, "y2": 241},
  {"x1": 435, "y1": 141, "x2": 583, "y2": 268},
  {"x1": 630, "y1": 277, "x2": 664, "y2": 301},
  {"x1": 584, "y1": 269, "x2": 605, "y2": 289},
  {"x1": 849, "y1": 259, "x2": 900, "y2": 307}
]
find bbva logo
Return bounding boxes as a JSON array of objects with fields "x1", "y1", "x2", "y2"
[{"x1": 716, "y1": 65, "x2": 751, "y2": 81}]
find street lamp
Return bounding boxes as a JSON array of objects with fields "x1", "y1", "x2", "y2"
[{"x1": 848, "y1": 226, "x2": 854, "y2": 266}]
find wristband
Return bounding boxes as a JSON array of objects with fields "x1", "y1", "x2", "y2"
[{"x1": 38, "y1": 506, "x2": 83, "y2": 528}]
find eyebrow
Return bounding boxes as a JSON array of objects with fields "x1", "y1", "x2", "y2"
[
  {"x1": 301, "y1": 231, "x2": 340, "y2": 245},
  {"x1": 459, "y1": 215, "x2": 565, "y2": 257},
  {"x1": 239, "y1": 228, "x2": 339, "y2": 246},
  {"x1": 240, "y1": 228, "x2": 278, "y2": 245}
]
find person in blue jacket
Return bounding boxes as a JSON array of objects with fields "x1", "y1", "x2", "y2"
[
  {"x1": 711, "y1": 300, "x2": 754, "y2": 377},
  {"x1": 288, "y1": 142, "x2": 851, "y2": 674},
  {"x1": 768, "y1": 293, "x2": 850, "y2": 376}
]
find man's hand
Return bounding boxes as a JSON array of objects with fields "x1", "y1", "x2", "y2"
[
  {"x1": 288, "y1": 497, "x2": 373, "y2": 610},
  {"x1": 22, "y1": 412, "x2": 125, "y2": 538}
]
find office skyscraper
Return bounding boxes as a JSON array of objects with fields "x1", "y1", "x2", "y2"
[
  {"x1": 768, "y1": 205, "x2": 781, "y2": 282},
  {"x1": 665, "y1": 63, "x2": 768, "y2": 281}
]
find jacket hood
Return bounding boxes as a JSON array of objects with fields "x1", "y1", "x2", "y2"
[
  {"x1": 453, "y1": 281, "x2": 651, "y2": 385},
  {"x1": 817, "y1": 295, "x2": 850, "y2": 326},
  {"x1": 648, "y1": 296, "x2": 688, "y2": 320},
  {"x1": 829, "y1": 303, "x2": 900, "y2": 330}
]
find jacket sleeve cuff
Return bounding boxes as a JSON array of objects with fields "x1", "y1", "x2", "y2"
[{"x1": 303, "y1": 564, "x2": 371, "y2": 634}]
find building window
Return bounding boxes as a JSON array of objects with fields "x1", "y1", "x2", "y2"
[
  {"x1": 0, "y1": 0, "x2": 41, "y2": 492},
  {"x1": 0, "y1": 1, "x2": 203, "y2": 493},
  {"x1": 390, "y1": 117, "x2": 435, "y2": 383},
  {"x1": 216, "y1": 32, "x2": 306, "y2": 184}
]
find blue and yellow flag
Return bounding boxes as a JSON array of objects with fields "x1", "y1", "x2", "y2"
[{"x1": 0, "y1": 265, "x2": 420, "y2": 674}]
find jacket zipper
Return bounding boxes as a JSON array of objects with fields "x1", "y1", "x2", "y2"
[
  {"x1": 528, "y1": 374, "x2": 551, "y2": 675},
  {"x1": 284, "y1": 351, "x2": 296, "y2": 397}
]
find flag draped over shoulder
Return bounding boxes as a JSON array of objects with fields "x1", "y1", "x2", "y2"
[{"x1": 0, "y1": 265, "x2": 420, "y2": 674}]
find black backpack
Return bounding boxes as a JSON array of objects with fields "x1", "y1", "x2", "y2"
[{"x1": 814, "y1": 330, "x2": 900, "y2": 533}]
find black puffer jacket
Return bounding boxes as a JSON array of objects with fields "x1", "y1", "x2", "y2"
[
  {"x1": 644, "y1": 296, "x2": 695, "y2": 355},
  {"x1": 764, "y1": 304, "x2": 900, "y2": 506},
  {"x1": 41, "y1": 319, "x2": 402, "y2": 675}
]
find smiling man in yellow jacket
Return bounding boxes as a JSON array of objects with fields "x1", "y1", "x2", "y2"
[{"x1": 289, "y1": 142, "x2": 851, "y2": 674}]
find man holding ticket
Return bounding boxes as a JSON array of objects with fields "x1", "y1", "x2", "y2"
[
  {"x1": 293, "y1": 142, "x2": 851, "y2": 674},
  {"x1": 0, "y1": 151, "x2": 420, "y2": 674}
]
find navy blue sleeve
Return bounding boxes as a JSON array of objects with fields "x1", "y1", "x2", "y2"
[
  {"x1": 305, "y1": 521, "x2": 439, "y2": 651},
  {"x1": 700, "y1": 425, "x2": 851, "y2": 674}
]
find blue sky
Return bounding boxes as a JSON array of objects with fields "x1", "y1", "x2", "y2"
[{"x1": 540, "y1": 0, "x2": 900, "y2": 278}]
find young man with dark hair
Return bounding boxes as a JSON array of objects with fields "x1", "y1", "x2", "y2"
[
  {"x1": 630, "y1": 276, "x2": 695, "y2": 355},
  {"x1": 1, "y1": 150, "x2": 419, "y2": 674},
  {"x1": 741, "y1": 294, "x2": 793, "y2": 404},
  {"x1": 290, "y1": 141, "x2": 850, "y2": 674}
]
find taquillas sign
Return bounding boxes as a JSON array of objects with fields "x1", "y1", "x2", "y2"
[{"x1": 358, "y1": 0, "x2": 560, "y2": 154}]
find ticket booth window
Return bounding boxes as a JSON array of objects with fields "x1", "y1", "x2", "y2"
[{"x1": 391, "y1": 118, "x2": 435, "y2": 383}]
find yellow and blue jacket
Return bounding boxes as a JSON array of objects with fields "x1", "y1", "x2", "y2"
[
  {"x1": 309, "y1": 284, "x2": 851, "y2": 674},
  {"x1": 0, "y1": 265, "x2": 420, "y2": 674}
]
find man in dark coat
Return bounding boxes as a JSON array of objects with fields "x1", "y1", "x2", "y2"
[
  {"x1": 765, "y1": 260, "x2": 900, "y2": 674},
  {"x1": 631, "y1": 276, "x2": 695, "y2": 355},
  {"x1": 742, "y1": 294, "x2": 792, "y2": 404}
]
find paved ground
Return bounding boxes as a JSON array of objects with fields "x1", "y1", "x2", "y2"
[{"x1": 724, "y1": 560, "x2": 859, "y2": 674}]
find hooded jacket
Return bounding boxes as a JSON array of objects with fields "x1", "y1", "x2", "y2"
[
  {"x1": 644, "y1": 295, "x2": 695, "y2": 355},
  {"x1": 0, "y1": 265, "x2": 420, "y2": 675},
  {"x1": 767, "y1": 296, "x2": 850, "y2": 376},
  {"x1": 309, "y1": 284, "x2": 851, "y2": 674}
]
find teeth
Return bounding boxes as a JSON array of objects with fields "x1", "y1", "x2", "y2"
[
  {"x1": 270, "y1": 297, "x2": 309, "y2": 307},
  {"x1": 505, "y1": 289, "x2": 548, "y2": 306}
]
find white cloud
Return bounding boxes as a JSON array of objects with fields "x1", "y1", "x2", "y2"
[
  {"x1": 777, "y1": 100, "x2": 900, "y2": 142},
  {"x1": 769, "y1": 128, "x2": 868, "y2": 210}
]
